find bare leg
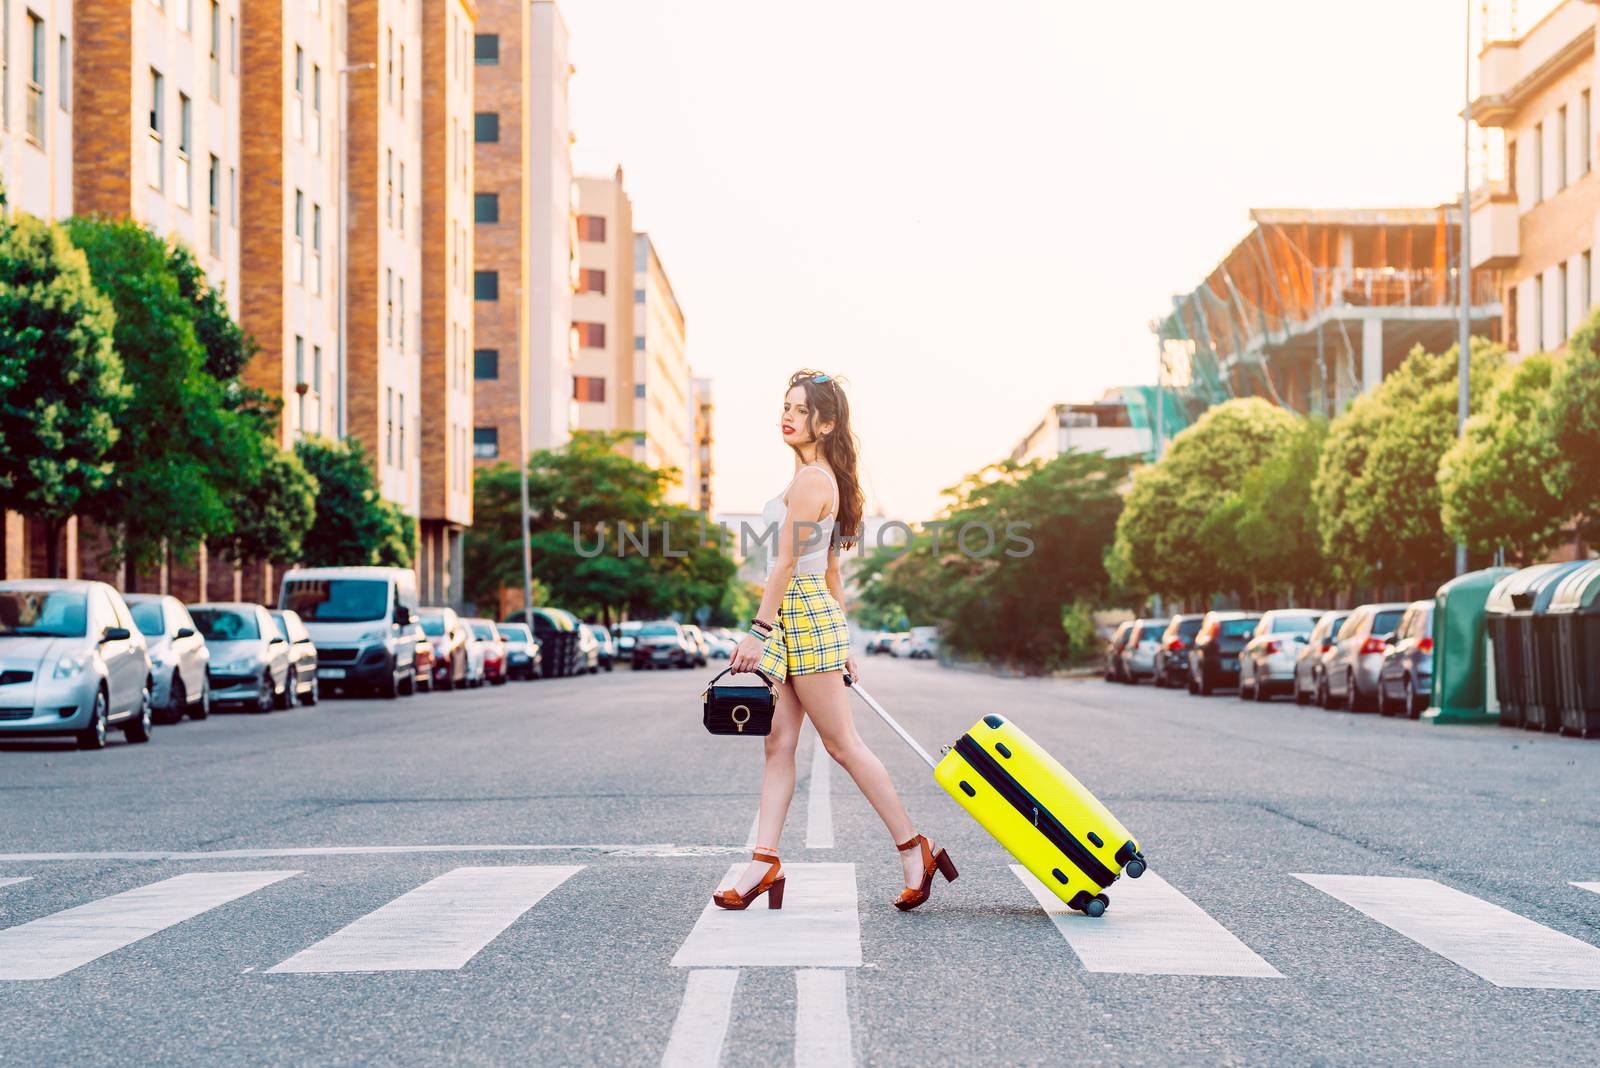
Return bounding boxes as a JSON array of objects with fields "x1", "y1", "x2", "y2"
[
  {"x1": 722, "y1": 678, "x2": 804, "y2": 896},
  {"x1": 790, "y1": 670, "x2": 933, "y2": 890}
]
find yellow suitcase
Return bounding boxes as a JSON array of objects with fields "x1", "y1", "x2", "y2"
[{"x1": 846, "y1": 675, "x2": 1146, "y2": 916}]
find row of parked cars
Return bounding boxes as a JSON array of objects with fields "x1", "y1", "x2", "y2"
[
  {"x1": 611, "y1": 620, "x2": 748, "y2": 669},
  {"x1": 1105, "y1": 600, "x2": 1437, "y2": 716},
  {"x1": 864, "y1": 627, "x2": 940, "y2": 658},
  {"x1": 0, "y1": 567, "x2": 630, "y2": 751}
]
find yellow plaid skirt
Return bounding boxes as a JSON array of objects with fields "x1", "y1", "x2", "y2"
[{"x1": 756, "y1": 572, "x2": 850, "y2": 683}]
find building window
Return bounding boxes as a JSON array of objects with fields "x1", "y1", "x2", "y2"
[
  {"x1": 311, "y1": 64, "x2": 322, "y2": 155},
  {"x1": 398, "y1": 278, "x2": 405, "y2": 349},
  {"x1": 577, "y1": 214, "x2": 606, "y2": 241},
  {"x1": 574, "y1": 376, "x2": 606, "y2": 403},
  {"x1": 386, "y1": 388, "x2": 395, "y2": 463},
  {"x1": 574, "y1": 322, "x2": 606, "y2": 348},
  {"x1": 385, "y1": 268, "x2": 394, "y2": 339},
  {"x1": 474, "y1": 271, "x2": 499, "y2": 301},
  {"x1": 175, "y1": 94, "x2": 192, "y2": 208},
  {"x1": 578, "y1": 268, "x2": 606, "y2": 295},
  {"x1": 635, "y1": 383, "x2": 646, "y2": 399},
  {"x1": 475, "y1": 33, "x2": 498, "y2": 64},
  {"x1": 398, "y1": 392, "x2": 406, "y2": 468},
  {"x1": 634, "y1": 335, "x2": 646, "y2": 351},
  {"x1": 208, "y1": 155, "x2": 221, "y2": 254},
  {"x1": 386, "y1": 149, "x2": 394, "y2": 224},
  {"x1": 474, "y1": 193, "x2": 499, "y2": 223},
  {"x1": 310, "y1": 204, "x2": 322, "y2": 294},
  {"x1": 1534, "y1": 273, "x2": 1544, "y2": 351},
  {"x1": 176, "y1": 0, "x2": 190, "y2": 33},
  {"x1": 474, "y1": 349, "x2": 499, "y2": 380},
  {"x1": 312, "y1": 346, "x2": 323, "y2": 433},
  {"x1": 230, "y1": 165, "x2": 238, "y2": 227},
  {"x1": 634, "y1": 288, "x2": 646, "y2": 303},
  {"x1": 398, "y1": 161, "x2": 406, "y2": 234},
  {"x1": 24, "y1": 12, "x2": 44, "y2": 142},
  {"x1": 473, "y1": 427, "x2": 498, "y2": 459},
  {"x1": 1560, "y1": 261, "x2": 1570, "y2": 342},
  {"x1": 386, "y1": 28, "x2": 394, "y2": 103},
  {"x1": 1584, "y1": 91, "x2": 1593, "y2": 177},
  {"x1": 147, "y1": 68, "x2": 164, "y2": 190},
  {"x1": 293, "y1": 190, "x2": 305, "y2": 284},
  {"x1": 292, "y1": 47, "x2": 304, "y2": 140},
  {"x1": 1557, "y1": 105, "x2": 1568, "y2": 192},
  {"x1": 474, "y1": 112, "x2": 499, "y2": 142},
  {"x1": 398, "y1": 43, "x2": 405, "y2": 116},
  {"x1": 295, "y1": 336, "x2": 307, "y2": 433},
  {"x1": 1532, "y1": 122, "x2": 1544, "y2": 204},
  {"x1": 208, "y1": 3, "x2": 221, "y2": 98}
]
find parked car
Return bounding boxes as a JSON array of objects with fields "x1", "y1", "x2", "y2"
[
  {"x1": 866, "y1": 630, "x2": 899, "y2": 655},
  {"x1": 125, "y1": 593, "x2": 210, "y2": 724},
  {"x1": 1319, "y1": 602, "x2": 1410, "y2": 711},
  {"x1": 1293, "y1": 611, "x2": 1350, "y2": 705},
  {"x1": 279, "y1": 566, "x2": 419, "y2": 699},
  {"x1": 633, "y1": 620, "x2": 692, "y2": 670},
  {"x1": 1153, "y1": 614, "x2": 1206, "y2": 689},
  {"x1": 1239, "y1": 610, "x2": 1323, "y2": 702},
  {"x1": 1378, "y1": 600, "x2": 1435, "y2": 718},
  {"x1": 466, "y1": 618, "x2": 508, "y2": 685},
  {"x1": 1188, "y1": 611, "x2": 1261, "y2": 695},
  {"x1": 1116, "y1": 618, "x2": 1167, "y2": 683},
  {"x1": 497, "y1": 622, "x2": 543, "y2": 680},
  {"x1": 704, "y1": 631, "x2": 736, "y2": 659},
  {"x1": 613, "y1": 620, "x2": 641, "y2": 660},
  {"x1": 269, "y1": 609, "x2": 321, "y2": 706},
  {"x1": 191, "y1": 602, "x2": 291, "y2": 714},
  {"x1": 680, "y1": 624, "x2": 710, "y2": 668},
  {"x1": 889, "y1": 633, "x2": 912, "y2": 658},
  {"x1": 1103, "y1": 621, "x2": 1134, "y2": 682},
  {"x1": 585, "y1": 623, "x2": 616, "y2": 671},
  {"x1": 908, "y1": 626, "x2": 940, "y2": 660},
  {"x1": 412, "y1": 630, "x2": 434, "y2": 692},
  {"x1": 0, "y1": 580, "x2": 155, "y2": 749},
  {"x1": 418, "y1": 607, "x2": 469, "y2": 690}
]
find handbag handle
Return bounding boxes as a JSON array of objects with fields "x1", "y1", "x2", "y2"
[{"x1": 705, "y1": 665, "x2": 775, "y2": 690}]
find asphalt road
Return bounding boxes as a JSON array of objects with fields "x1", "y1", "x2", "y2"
[{"x1": 2, "y1": 643, "x2": 1598, "y2": 1067}]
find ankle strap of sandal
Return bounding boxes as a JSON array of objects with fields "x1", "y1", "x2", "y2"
[
  {"x1": 752, "y1": 848, "x2": 780, "y2": 863},
  {"x1": 894, "y1": 835, "x2": 924, "y2": 853}
]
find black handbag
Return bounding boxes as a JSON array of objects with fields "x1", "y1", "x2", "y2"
[{"x1": 702, "y1": 666, "x2": 777, "y2": 736}]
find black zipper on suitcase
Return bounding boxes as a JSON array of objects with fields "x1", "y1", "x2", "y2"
[{"x1": 953, "y1": 734, "x2": 1117, "y2": 889}]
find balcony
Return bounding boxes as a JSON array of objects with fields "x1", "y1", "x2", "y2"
[{"x1": 1470, "y1": 182, "x2": 1520, "y2": 269}]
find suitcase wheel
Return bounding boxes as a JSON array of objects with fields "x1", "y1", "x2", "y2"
[
  {"x1": 1124, "y1": 857, "x2": 1146, "y2": 879},
  {"x1": 1084, "y1": 894, "x2": 1109, "y2": 918}
]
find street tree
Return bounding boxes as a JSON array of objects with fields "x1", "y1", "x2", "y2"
[
  {"x1": 1113, "y1": 397, "x2": 1301, "y2": 603},
  {"x1": 0, "y1": 213, "x2": 125, "y2": 576},
  {"x1": 1230, "y1": 416, "x2": 1331, "y2": 601},
  {"x1": 217, "y1": 443, "x2": 319, "y2": 568},
  {"x1": 1439, "y1": 354, "x2": 1565, "y2": 562},
  {"x1": 64, "y1": 217, "x2": 258, "y2": 580},
  {"x1": 295, "y1": 436, "x2": 413, "y2": 567},
  {"x1": 1540, "y1": 306, "x2": 1600, "y2": 549}
]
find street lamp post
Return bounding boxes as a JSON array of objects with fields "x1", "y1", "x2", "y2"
[
  {"x1": 1457, "y1": 0, "x2": 1472, "y2": 576},
  {"x1": 336, "y1": 62, "x2": 376, "y2": 441}
]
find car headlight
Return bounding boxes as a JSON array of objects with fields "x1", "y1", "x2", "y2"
[
  {"x1": 361, "y1": 628, "x2": 388, "y2": 643},
  {"x1": 53, "y1": 651, "x2": 93, "y2": 680}
]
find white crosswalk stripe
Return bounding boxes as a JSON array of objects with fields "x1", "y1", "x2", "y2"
[
  {"x1": 661, "y1": 969, "x2": 740, "y2": 1068},
  {"x1": 1014, "y1": 866, "x2": 1283, "y2": 978},
  {"x1": 0, "y1": 878, "x2": 31, "y2": 890},
  {"x1": 0, "y1": 871, "x2": 299, "y2": 981},
  {"x1": 805, "y1": 728, "x2": 834, "y2": 849},
  {"x1": 794, "y1": 970, "x2": 853, "y2": 1067},
  {"x1": 672, "y1": 863, "x2": 861, "y2": 968},
  {"x1": 268, "y1": 865, "x2": 583, "y2": 974},
  {"x1": 1295, "y1": 874, "x2": 1600, "y2": 989},
  {"x1": 1572, "y1": 882, "x2": 1600, "y2": 897}
]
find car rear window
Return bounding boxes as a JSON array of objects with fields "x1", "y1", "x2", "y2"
[
  {"x1": 471, "y1": 622, "x2": 498, "y2": 640},
  {"x1": 1273, "y1": 615, "x2": 1316, "y2": 634},
  {"x1": 191, "y1": 608, "x2": 259, "y2": 641},
  {"x1": 640, "y1": 622, "x2": 678, "y2": 636},
  {"x1": 1177, "y1": 618, "x2": 1203, "y2": 638},
  {"x1": 1220, "y1": 619, "x2": 1258, "y2": 638},
  {"x1": 1372, "y1": 610, "x2": 1405, "y2": 636},
  {"x1": 129, "y1": 601, "x2": 165, "y2": 638}
]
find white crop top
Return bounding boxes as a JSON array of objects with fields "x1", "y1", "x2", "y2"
[{"x1": 762, "y1": 464, "x2": 837, "y2": 581}]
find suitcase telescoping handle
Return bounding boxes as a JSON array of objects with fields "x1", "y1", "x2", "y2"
[{"x1": 842, "y1": 672, "x2": 938, "y2": 770}]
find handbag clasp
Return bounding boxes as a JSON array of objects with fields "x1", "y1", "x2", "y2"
[{"x1": 730, "y1": 704, "x2": 751, "y2": 733}]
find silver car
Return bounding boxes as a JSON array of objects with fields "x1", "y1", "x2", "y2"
[
  {"x1": 126, "y1": 593, "x2": 211, "y2": 724},
  {"x1": 1320, "y1": 602, "x2": 1410, "y2": 712},
  {"x1": 1293, "y1": 611, "x2": 1350, "y2": 705},
  {"x1": 190, "y1": 603, "x2": 291, "y2": 714},
  {"x1": 1117, "y1": 618, "x2": 1167, "y2": 683},
  {"x1": 0, "y1": 580, "x2": 154, "y2": 748},
  {"x1": 1239, "y1": 610, "x2": 1323, "y2": 702}
]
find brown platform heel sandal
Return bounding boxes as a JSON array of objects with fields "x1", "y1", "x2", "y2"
[
  {"x1": 711, "y1": 848, "x2": 787, "y2": 911},
  {"x1": 893, "y1": 834, "x2": 957, "y2": 912}
]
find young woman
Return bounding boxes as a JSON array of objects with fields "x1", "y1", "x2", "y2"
[{"x1": 714, "y1": 370, "x2": 957, "y2": 912}]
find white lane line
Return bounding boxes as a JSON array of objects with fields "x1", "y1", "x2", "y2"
[
  {"x1": 0, "y1": 843, "x2": 740, "y2": 862},
  {"x1": 0, "y1": 870, "x2": 299, "y2": 981},
  {"x1": 661, "y1": 969, "x2": 740, "y2": 1068},
  {"x1": 1295, "y1": 874, "x2": 1600, "y2": 989},
  {"x1": 672, "y1": 863, "x2": 861, "y2": 968},
  {"x1": 1014, "y1": 866, "x2": 1282, "y2": 978},
  {"x1": 268, "y1": 865, "x2": 582, "y2": 973},
  {"x1": 1573, "y1": 882, "x2": 1600, "y2": 896},
  {"x1": 0, "y1": 878, "x2": 30, "y2": 889},
  {"x1": 794, "y1": 970, "x2": 853, "y2": 1067},
  {"x1": 805, "y1": 728, "x2": 834, "y2": 850}
]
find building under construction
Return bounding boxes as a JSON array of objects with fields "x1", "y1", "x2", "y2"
[{"x1": 1144, "y1": 208, "x2": 1503, "y2": 441}]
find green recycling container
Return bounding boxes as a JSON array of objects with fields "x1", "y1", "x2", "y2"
[
  {"x1": 1423, "y1": 566, "x2": 1516, "y2": 726},
  {"x1": 1522, "y1": 561, "x2": 1590, "y2": 732},
  {"x1": 1484, "y1": 571, "x2": 1522, "y2": 726},
  {"x1": 1549, "y1": 561, "x2": 1600, "y2": 738}
]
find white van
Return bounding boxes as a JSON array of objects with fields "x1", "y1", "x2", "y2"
[
  {"x1": 908, "y1": 626, "x2": 940, "y2": 659},
  {"x1": 278, "y1": 566, "x2": 419, "y2": 698}
]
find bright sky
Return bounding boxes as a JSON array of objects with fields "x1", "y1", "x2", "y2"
[{"x1": 561, "y1": 0, "x2": 1557, "y2": 522}]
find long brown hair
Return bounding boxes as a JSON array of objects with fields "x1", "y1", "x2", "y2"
[{"x1": 787, "y1": 369, "x2": 865, "y2": 551}]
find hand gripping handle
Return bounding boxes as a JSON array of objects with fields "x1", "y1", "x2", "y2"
[{"x1": 842, "y1": 672, "x2": 938, "y2": 770}]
